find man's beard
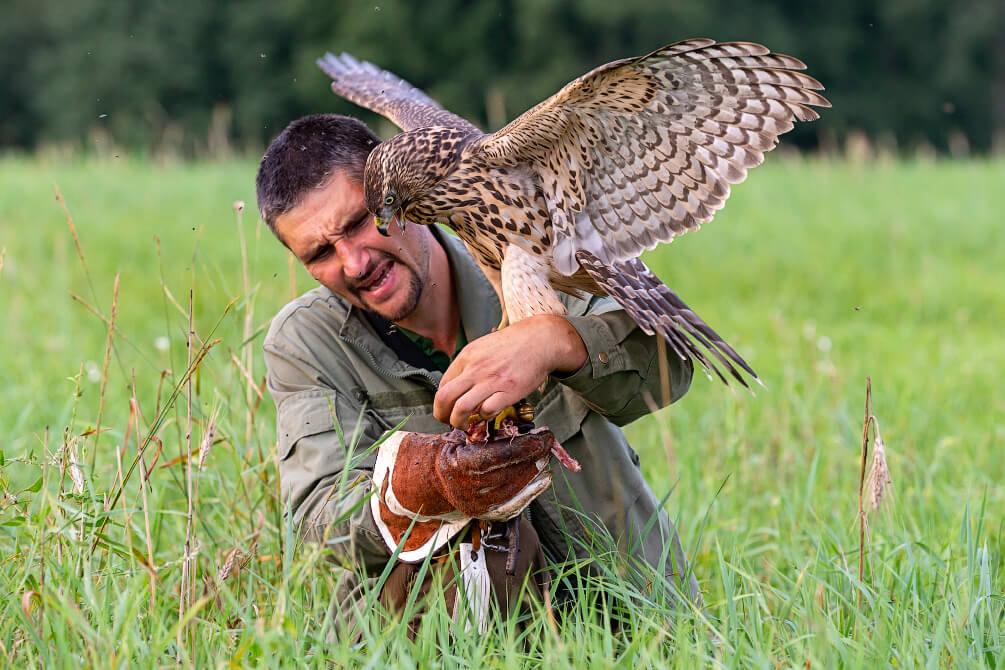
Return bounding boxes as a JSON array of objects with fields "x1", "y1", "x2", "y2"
[
  {"x1": 360, "y1": 266, "x2": 423, "y2": 322},
  {"x1": 349, "y1": 251, "x2": 426, "y2": 323}
]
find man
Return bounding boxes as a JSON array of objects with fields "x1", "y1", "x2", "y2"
[{"x1": 257, "y1": 113, "x2": 700, "y2": 629}]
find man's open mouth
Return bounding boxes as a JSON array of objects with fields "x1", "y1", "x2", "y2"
[{"x1": 358, "y1": 260, "x2": 394, "y2": 295}]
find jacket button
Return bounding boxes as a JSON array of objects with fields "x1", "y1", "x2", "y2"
[{"x1": 598, "y1": 351, "x2": 610, "y2": 365}]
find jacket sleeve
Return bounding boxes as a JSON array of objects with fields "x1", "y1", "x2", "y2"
[
  {"x1": 264, "y1": 334, "x2": 392, "y2": 575},
  {"x1": 553, "y1": 294, "x2": 693, "y2": 426}
]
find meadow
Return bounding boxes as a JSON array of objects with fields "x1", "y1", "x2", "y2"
[{"x1": 0, "y1": 156, "x2": 1002, "y2": 667}]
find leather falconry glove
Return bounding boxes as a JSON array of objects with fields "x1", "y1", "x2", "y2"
[{"x1": 371, "y1": 412, "x2": 579, "y2": 562}]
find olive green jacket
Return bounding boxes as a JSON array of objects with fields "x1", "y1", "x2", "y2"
[{"x1": 264, "y1": 231, "x2": 700, "y2": 608}]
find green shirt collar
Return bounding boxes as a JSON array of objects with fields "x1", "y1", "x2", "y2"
[{"x1": 397, "y1": 321, "x2": 468, "y2": 372}]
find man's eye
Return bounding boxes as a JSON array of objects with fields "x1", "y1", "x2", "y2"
[{"x1": 310, "y1": 245, "x2": 333, "y2": 263}]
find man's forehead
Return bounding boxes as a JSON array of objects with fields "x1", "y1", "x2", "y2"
[{"x1": 275, "y1": 174, "x2": 365, "y2": 247}]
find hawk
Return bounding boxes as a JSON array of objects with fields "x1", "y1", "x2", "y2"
[{"x1": 317, "y1": 39, "x2": 829, "y2": 386}]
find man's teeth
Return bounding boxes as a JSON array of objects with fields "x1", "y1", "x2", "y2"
[{"x1": 364, "y1": 264, "x2": 391, "y2": 292}]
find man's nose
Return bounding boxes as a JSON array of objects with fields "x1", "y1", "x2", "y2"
[{"x1": 338, "y1": 238, "x2": 371, "y2": 280}]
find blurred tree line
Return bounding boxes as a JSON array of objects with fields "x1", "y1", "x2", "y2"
[{"x1": 2, "y1": 0, "x2": 1003, "y2": 156}]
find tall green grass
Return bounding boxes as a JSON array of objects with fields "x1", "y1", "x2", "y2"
[{"x1": 0, "y1": 156, "x2": 1002, "y2": 667}]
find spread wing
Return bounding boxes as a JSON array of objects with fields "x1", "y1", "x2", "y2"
[
  {"x1": 467, "y1": 39, "x2": 830, "y2": 275},
  {"x1": 575, "y1": 250, "x2": 757, "y2": 386},
  {"x1": 317, "y1": 52, "x2": 481, "y2": 135}
]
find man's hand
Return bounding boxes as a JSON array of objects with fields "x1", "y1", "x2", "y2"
[{"x1": 433, "y1": 315, "x2": 588, "y2": 428}]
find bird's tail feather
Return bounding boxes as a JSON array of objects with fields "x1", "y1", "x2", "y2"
[{"x1": 575, "y1": 251, "x2": 758, "y2": 388}]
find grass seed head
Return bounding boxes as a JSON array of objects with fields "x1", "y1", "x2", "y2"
[
  {"x1": 865, "y1": 428, "x2": 893, "y2": 511},
  {"x1": 68, "y1": 436, "x2": 85, "y2": 494},
  {"x1": 197, "y1": 414, "x2": 218, "y2": 470}
]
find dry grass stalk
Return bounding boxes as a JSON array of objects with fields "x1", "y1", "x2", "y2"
[
  {"x1": 153, "y1": 369, "x2": 170, "y2": 416},
  {"x1": 39, "y1": 427, "x2": 49, "y2": 621},
  {"x1": 857, "y1": 377, "x2": 893, "y2": 608},
  {"x1": 67, "y1": 292, "x2": 152, "y2": 369},
  {"x1": 56, "y1": 367, "x2": 84, "y2": 567},
  {"x1": 192, "y1": 406, "x2": 222, "y2": 611},
  {"x1": 234, "y1": 200, "x2": 256, "y2": 444},
  {"x1": 641, "y1": 338, "x2": 678, "y2": 473},
  {"x1": 160, "y1": 280, "x2": 189, "y2": 321},
  {"x1": 179, "y1": 288, "x2": 196, "y2": 658},
  {"x1": 54, "y1": 186, "x2": 96, "y2": 300},
  {"x1": 656, "y1": 336, "x2": 672, "y2": 407},
  {"x1": 91, "y1": 273, "x2": 120, "y2": 471},
  {"x1": 130, "y1": 393, "x2": 158, "y2": 609},
  {"x1": 641, "y1": 390, "x2": 677, "y2": 475},
  {"x1": 229, "y1": 351, "x2": 263, "y2": 402},
  {"x1": 114, "y1": 386, "x2": 135, "y2": 561},
  {"x1": 21, "y1": 591, "x2": 40, "y2": 620},
  {"x1": 857, "y1": 378, "x2": 871, "y2": 607}
]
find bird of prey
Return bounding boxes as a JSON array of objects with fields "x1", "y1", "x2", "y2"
[{"x1": 317, "y1": 39, "x2": 829, "y2": 386}]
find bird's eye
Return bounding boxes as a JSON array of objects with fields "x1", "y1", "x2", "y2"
[{"x1": 383, "y1": 194, "x2": 395, "y2": 206}]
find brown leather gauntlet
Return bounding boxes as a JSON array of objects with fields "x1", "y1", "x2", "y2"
[{"x1": 371, "y1": 421, "x2": 579, "y2": 562}]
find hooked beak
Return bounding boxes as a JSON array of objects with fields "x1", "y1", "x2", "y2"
[{"x1": 374, "y1": 207, "x2": 405, "y2": 237}]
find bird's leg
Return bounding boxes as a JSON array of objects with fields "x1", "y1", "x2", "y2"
[
  {"x1": 485, "y1": 401, "x2": 535, "y2": 441},
  {"x1": 479, "y1": 261, "x2": 509, "y2": 332}
]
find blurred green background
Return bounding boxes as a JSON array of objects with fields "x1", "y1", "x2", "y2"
[
  {"x1": 2, "y1": 0, "x2": 1004, "y2": 156},
  {"x1": 2, "y1": 4, "x2": 1004, "y2": 666}
]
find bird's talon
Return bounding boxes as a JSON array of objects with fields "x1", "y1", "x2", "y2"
[{"x1": 492, "y1": 406, "x2": 517, "y2": 431}]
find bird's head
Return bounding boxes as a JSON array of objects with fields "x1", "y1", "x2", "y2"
[{"x1": 363, "y1": 127, "x2": 470, "y2": 236}]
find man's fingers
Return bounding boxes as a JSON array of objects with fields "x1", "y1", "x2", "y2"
[
  {"x1": 448, "y1": 385, "x2": 492, "y2": 428},
  {"x1": 438, "y1": 352, "x2": 465, "y2": 389},
  {"x1": 433, "y1": 375, "x2": 475, "y2": 425},
  {"x1": 478, "y1": 391, "x2": 517, "y2": 421}
]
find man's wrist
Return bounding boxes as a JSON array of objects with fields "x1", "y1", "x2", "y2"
[{"x1": 536, "y1": 314, "x2": 588, "y2": 374}]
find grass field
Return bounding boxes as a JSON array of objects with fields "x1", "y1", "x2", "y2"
[{"x1": 1, "y1": 156, "x2": 1003, "y2": 667}]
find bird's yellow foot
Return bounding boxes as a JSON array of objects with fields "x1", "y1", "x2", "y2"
[
  {"x1": 467, "y1": 402, "x2": 536, "y2": 442},
  {"x1": 487, "y1": 402, "x2": 536, "y2": 440},
  {"x1": 492, "y1": 405, "x2": 518, "y2": 432}
]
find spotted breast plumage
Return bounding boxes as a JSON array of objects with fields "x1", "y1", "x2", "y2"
[{"x1": 317, "y1": 39, "x2": 829, "y2": 386}]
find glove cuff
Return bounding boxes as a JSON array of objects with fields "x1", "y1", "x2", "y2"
[{"x1": 371, "y1": 431, "x2": 471, "y2": 563}]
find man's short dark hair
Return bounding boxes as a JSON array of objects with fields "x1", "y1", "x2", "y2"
[{"x1": 255, "y1": 113, "x2": 380, "y2": 237}]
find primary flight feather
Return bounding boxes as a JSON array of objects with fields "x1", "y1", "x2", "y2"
[{"x1": 317, "y1": 39, "x2": 829, "y2": 387}]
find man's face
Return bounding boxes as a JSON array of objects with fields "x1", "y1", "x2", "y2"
[{"x1": 275, "y1": 171, "x2": 432, "y2": 322}]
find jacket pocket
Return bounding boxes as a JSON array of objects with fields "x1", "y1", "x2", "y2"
[{"x1": 276, "y1": 389, "x2": 340, "y2": 461}]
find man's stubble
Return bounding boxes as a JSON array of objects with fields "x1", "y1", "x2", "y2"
[{"x1": 351, "y1": 229, "x2": 431, "y2": 323}]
